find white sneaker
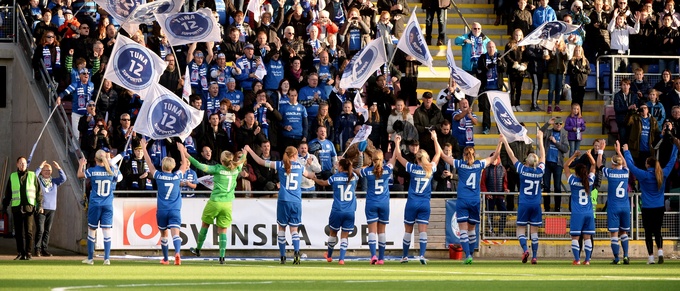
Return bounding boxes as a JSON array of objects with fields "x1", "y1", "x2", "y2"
[
  {"x1": 103, "y1": 259, "x2": 111, "y2": 265},
  {"x1": 418, "y1": 256, "x2": 428, "y2": 265},
  {"x1": 516, "y1": 106, "x2": 523, "y2": 112},
  {"x1": 512, "y1": 106, "x2": 517, "y2": 112},
  {"x1": 647, "y1": 256, "x2": 655, "y2": 265},
  {"x1": 82, "y1": 259, "x2": 94, "y2": 265}
]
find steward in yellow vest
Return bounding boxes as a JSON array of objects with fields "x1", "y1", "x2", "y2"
[{"x1": 2, "y1": 157, "x2": 42, "y2": 260}]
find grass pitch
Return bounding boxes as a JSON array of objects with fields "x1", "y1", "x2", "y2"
[{"x1": 2, "y1": 258, "x2": 679, "y2": 290}]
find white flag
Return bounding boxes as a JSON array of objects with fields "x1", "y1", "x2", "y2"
[
  {"x1": 134, "y1": 84, "x2": 204, "y2": 141},
  {"x1": 104, "y1": 35, "x2": 167, "y2": 98},
  {"x1": 182, "y1": 65, "x2": 191, "y2": 103},
  {"x1": 121, "y1": 0, "x2": 184, "y2": 36},
  {"x1": 197, "y1": 175, "x2": 214, "y2": 190},
  {"x1": 487, "y1": 90, "x2": 533, "y2": 144},
  {"x1": 247, "y1": 0, "x2": 263, "y2": 23},
  {"x1": 347, "y1": 124, "x2": 373, "y2": 149},
  {"x1": 517, "y1": 21, "x2": 580, "y2": 47},
  {"x1": 446, "y1": 39, "x2": 481, "y2": 97},
  {"x1": 396, "y1": 12, "x2": 436, "y2": 74},
  {"x1": 155, "y1": 8, "x2": 222, "y2": 46},
  {"x1": 353, "y1": 91, "x2": 368, "y2": 123},
  {"x1": 339, "y1": 38, "x2": 388, "y2": 89},
  {"x1": 93, "y1": 0, "x2": 145, "y2": 25}
]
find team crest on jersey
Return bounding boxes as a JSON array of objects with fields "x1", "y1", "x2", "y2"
[
  {"x1": 147, "y1": 93, "x2": 192, "y2": 137},
  {"x1": 123, "y1": 201, "x2": 160, "y2": 245},
  {"x1": 165, "y1": 12, "x2": 213, "y2": 41},
  {"x1": 112, "y1": 44, "x2": 155, "y2": 90}
]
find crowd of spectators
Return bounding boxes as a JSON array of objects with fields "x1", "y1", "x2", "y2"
[{"x1": 20, "y1": 0, "x2": 680, "y2": 206}]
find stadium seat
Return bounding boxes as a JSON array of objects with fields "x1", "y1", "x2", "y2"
[
  {"x1": 603, "y1": 105, "x2": 619, "y2": 136},
  {"x1": 589, "y1": 63, "x2": 596, "y2": 76},
  {"x1": 599, "y1": 63, "x2": 611, "y2": 76},
  {"x1": 648, "y1": 64, "x2": 659, "y2": 74},
  {"x1": 585, "y1": 75, "x2": 596, "y2": 92}
]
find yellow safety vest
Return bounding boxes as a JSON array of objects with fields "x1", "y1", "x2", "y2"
[{"x1": 10, "y1": 171, "x2": 36, "y2": 207}]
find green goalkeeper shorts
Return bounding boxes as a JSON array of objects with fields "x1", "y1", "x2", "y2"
[{"x1": 201, "y1": 200, "x2": 233, "y2": 228}]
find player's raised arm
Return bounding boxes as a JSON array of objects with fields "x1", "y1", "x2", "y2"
[
  {"x1": 139, "y1": 139, "x2": 157, "y2": 176},
  {"x1": 393, "y1": 135, "x2": 408, "y2": 167},
  {"x1": 177, "y1": 142, "x2": 190, "y2": 173},
  {"x1": 244, "y1": 145, "x2": 276, "y2": 170},
  {"x1": 483, "y1": 138, "x2": 504, "y2": 166},
  {"x1": 430, "y1": 130, "x2": 442, "y2": 165},
  {"x1": 537, "y1": 131, "x2": 545, "y2": 164},
  {"x1": 500, "y1": 134, "x2": 518, "y2": 165}
]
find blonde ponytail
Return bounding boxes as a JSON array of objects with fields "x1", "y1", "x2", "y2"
[
  {"x1": 463, "y1": 146, "x2": 475, "y2": 166},
  {"x1": 95, "y1": 150, "x2": 113, "y2": 175},
  {"x1": 372, "y1": 150, "x2": 385, "y2": 179},
  {"x1": 416, "y1": 150, "x2": 433, "y2": 179}
]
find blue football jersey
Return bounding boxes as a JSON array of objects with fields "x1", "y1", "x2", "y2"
[
  {"x1": 406, "y1": 162, "x2": 437, "y2": 200},
  {"x1": 568, "y1": 173, "x2": 596, "y2": 214},
  {"x1": 516, "y1": 161, "x2": 545, "y2": 205},
  {"x1": 85, "y1": 165, "x2": 118, "y2": 206},
  {"x1": 154, "y1": 171, "x2": 183, "y2": 211},
  {"x1": 453, "y1": 159, "x2": 487, "y2": 201},
  {"x1": 603, "y1": 168, "x2": 630, "y2": 209},
  {"x1": 276, "y1": 161, "x2": 305, "y2": 203},
  {"x1": 361, "y1": 163, "x2": 392, "y2": 204},
  {"x1": 328, "y1": 172, "x2": 358, "y2": 213}
]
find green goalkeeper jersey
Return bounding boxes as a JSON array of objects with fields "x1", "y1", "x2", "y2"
[{"x1": 189, "y1": 156, "x2": 242, "y2": 202}]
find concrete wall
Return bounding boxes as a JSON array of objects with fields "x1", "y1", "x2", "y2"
[{"x1": 0, "y1": 43, "x2": 85, "y2": 254}]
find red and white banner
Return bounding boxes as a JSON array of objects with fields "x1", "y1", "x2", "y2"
[{"x1": 97, "y1": 198, "x2": 409, "y2": 250}]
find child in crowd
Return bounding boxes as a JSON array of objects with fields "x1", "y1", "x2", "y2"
[{"x1": 565, "y1": 103, "x2": 586, "y2": 157}]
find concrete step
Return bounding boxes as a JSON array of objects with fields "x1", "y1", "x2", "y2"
[
  {"x1": 471, "y1": 110, "x2": 602, "y2": 123},
  {"x1": 417, "y1": 23, "x2": 509, "y2": 35},
  {"x1": 468, "y1": 121, "x2": 605, "y2": 135},
  {"x1": 415, "y1": 12, "x2": 497, "y2": 25}
]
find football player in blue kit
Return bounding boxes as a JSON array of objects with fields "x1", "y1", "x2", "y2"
[
  {"x1": 245, "y1": 145, "x2": 312, "y2": 265},
  {"x1": 439, "y1": 138, "x2": 502, "y2": 265},
  {"x1": 500, "y1": 131, "x2": 545, "y2": 264},
  {"x1": 77, "y1": 150, "x2": 118, "y2": 265},
  {"x1": 355, "y1": 149, "x2": 397, "y2": 265},
  {"x1": 600, "y1": 141, "x2": 631, "y2": 265},
  {"x1": 308, "y1": 159, "x2": 357, "y2": 265},
  {"x1": 393, "y1": 131, "x2": 441, "y2": 265},
  {"x1": 140, "y1": 139, "x2": 189, "y2": 265},
  {"x1": 564, "y1": 149, "x2": 596, "y2": 265}
]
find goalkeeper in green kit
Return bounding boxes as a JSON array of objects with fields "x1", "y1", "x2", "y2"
[{"x1": 179, "y1": 146, "x2": 246, "y2": 264}]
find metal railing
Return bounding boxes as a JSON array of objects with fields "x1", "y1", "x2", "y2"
[
  {"x1": 112, "y1": 189, "x2": 679, "y2": 241},
  {"x1": 596, "y1": 54, "x2": 680, "y2": 101},
  {"x1": 15, "y1": 4, "x2": 86, "y2": 203},
  {"x1": 484, "y1": 192, "x2": 680, "y2": 240},
  {"x1": 0, "y1": 5, "x2": 15, "y2": 41}
]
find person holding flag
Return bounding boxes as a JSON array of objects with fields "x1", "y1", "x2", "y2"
[{"x1": 476, "y1": 41, "x2": 506, "y2": 134}]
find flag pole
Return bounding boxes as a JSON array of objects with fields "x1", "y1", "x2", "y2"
[
  {"x1": 92, "y1": 75, "x2": 107, "y2": 106},
  {"x1": 112, "y1": 131, "x2": 134, "y2": 178},
  {"x1": 171, "y1": 47, "x2": 183, "y2": 81},
  {"x1": 498, "y1": 45, "x2": 516, "y2": 59},
  {"x1": 27, "y1": 105, "x2": 60, "y2": 167}
]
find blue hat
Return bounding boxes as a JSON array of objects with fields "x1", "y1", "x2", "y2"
[
  {"x1": 217, "y1": 52, "x2": 226, "y2": 58},
  {"x1": 226, "y1": 77, "x2": 235, "y2": 83},
  {"x1": 79, "y1": 68, "x2": 89, "y2": 74},
  {"x1": 244, "y1": 43, "x2": 254, "y2": 49},
  {"x1": 194, "y1": 51, "x2": 204, "y2": 57}
]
